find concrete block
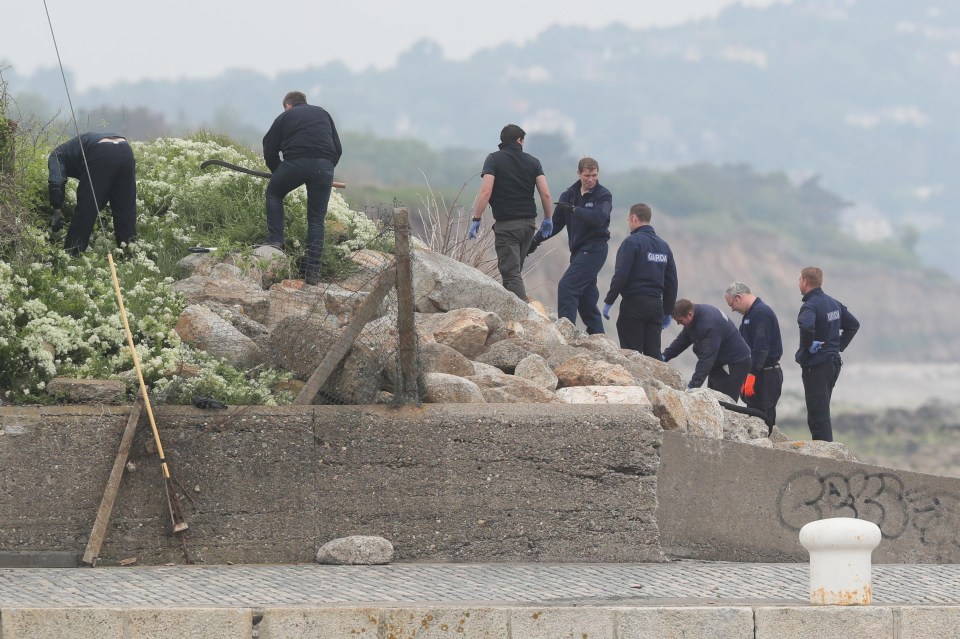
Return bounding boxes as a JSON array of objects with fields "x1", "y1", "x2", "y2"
[
  {"x1": 258, "y1": 607, "x2": 381, "y2": 638},
  {"x1": 1, "y1": 404, "x2": 663, "y2": 564},
  {"x1": 657, "y1": 430, "x2": 960, "y2": 564},
  {"x1": 0, "y1": 551, "x2": 79, "y2": 568},
  {"x1": 381, "y1": 607, "x2": 511, "y2": 638},
  {"x1": 755, "y1": 606, "x2": 894, "y2": 638},
  {"x1": 123, "y1": 608, "x2": 251, "y2": 638},
  {"x1": 0, "y1": 608, "x2": 125, "y2": 639},
  {"x1": 509, "y1": 607, "x2": 614, "y2": 638},
  {"x1": 616, "y1": 606, "x2": 754, "y2": 638},
  {"x1": 899, "y1": 606, "x2": 960, "y2": 638}
]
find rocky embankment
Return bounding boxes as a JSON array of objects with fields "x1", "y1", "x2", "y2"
[{"x1": 149, "y1": 246, "x2": 862, "y2": 461}]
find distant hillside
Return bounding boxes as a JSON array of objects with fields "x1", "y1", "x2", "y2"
[{"x1": 7, "y1": 0, "x2": 959, "y2": 276}]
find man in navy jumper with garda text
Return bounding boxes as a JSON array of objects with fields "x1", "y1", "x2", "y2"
[
  {"x1": 527, "y1": 157, "x2": 611, "y2": 334},
  {"x1": 724, "y1": 281, "x2": 784, "y2": 432},
  {"x1": 796, "y1": 266, "x2": 860, "y2": 442},
  {"x1": 470, "y1": 124, "x2": 553, "y2": 300},
  {"x1": 662, "y1": 298, "x2": 751, "y2": 400},
  {"x1": 602, "y1": 203, "x2": 677, "y2": 358},
  {"x1": 262, "y1": 91, "x2": 342, "y2": 285}
]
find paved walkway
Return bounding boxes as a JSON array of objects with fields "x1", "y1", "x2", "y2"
[{"x1": 0, "y1": 562, "x2": 958, "y2": 608}]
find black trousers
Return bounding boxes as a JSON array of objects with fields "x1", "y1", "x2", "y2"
[
  {"x1": 742, "y1": 364, "x2": 784, "y2": 428},
  {"x1": 617, "y1": 294, "x2": 664, "y2": 359},
  {"x1": 265, "y1": 157, "x2": 335, "y2": 278},
  {"x1": 707, "y1": 357, "x2": 751, "y2": 401},
  {"x1": 65, "y1": 141, "x2": 137, "y2": 253},
  {"x1": 802, "y1": 357, "x2": 842, "y2": 441}
]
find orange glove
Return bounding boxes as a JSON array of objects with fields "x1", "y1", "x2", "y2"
[{"x1": 741, "y1": 374, "x2": 757, "y2": 398}]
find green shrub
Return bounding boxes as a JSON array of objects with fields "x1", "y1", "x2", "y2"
[
  {"x1": 0, "y1": 128, "x2": 390, "y2": 406},
  {"x1": 133, "y1": 133, "x2": 390, "y2": 279}
]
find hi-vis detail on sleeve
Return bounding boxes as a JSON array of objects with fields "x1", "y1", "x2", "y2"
[{"x1": 647, "y1": 252, "x2": 668, "y2": 263}]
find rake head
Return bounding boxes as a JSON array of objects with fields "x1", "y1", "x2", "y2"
[{"x1": 164, "y1": 476, "x2": 190, "y2": 533}]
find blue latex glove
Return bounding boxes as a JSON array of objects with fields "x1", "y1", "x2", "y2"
[
  {"x1": 661, "y1": 314, "x2": 672, "y2": 330},
  {"x1": 602, "y1": 303, "x2": 612, "y2": 320},
  {"x1": 809, "y1": 340, "x2": 824, "y2": 354},
  {"x1": 539, "y1": 218, "x2": 554, "y2": 239},
  {"x1": 468, "y1": 219, "x2": 481, "y2": 239}
]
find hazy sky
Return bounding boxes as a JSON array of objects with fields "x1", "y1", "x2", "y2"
[{"x1": 3, "y1": 0, "x2": 785, "y2": 90}]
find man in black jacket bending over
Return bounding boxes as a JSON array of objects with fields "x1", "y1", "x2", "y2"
[
  {"x1": 48, "y1": 132, "x2": 136, "y2": 254},
  {"x1": 662, "y1": 298, "x2": 751, "y2": 400},
  {"x1": 262, "y1": 91, "x2": 342, "y2": 285}
]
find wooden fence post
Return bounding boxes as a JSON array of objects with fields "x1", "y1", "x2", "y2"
[
  {"x1": 394, "y1": 207, "x2": 420, "y2": 404},
  {"x1": 293, "y1": 268, "x2": 397, "y2": 405}
]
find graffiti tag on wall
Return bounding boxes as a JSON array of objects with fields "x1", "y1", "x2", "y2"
[{"x1": 777, "y1": 470, "x2": 960, "y2": 560}]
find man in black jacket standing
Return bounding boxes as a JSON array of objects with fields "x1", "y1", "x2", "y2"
[
  {"x1": 470, "y1": 124, "x2": 553, "y2": 300},
  {"x1": 528, "y1": 157, "x2": 611, "y2": 334},
  {"x1": 602, "y1": 203, "x2": 677, "y2": 358},
  {"x1": 662, "y1": 299, "x2": 751, "y2": 400},
  {"x1": 48, "y1": 132, "x2": 136, "y2": 254},
  {"x1": 796, "y1": 266, "x2": 860, "y2": 441},
  {"x1": 262, "y1": 91, "x2": 342, "y2": 285},
  {"x1": 725, "y1": 282, "x2": 783, "y2": 431}
]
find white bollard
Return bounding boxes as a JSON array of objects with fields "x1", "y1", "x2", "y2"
[{"x1": 798, "y1": 517, "x2": 881, "y2": 605}]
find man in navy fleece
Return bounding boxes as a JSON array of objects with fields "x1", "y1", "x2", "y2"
[
  {"x1": 725, "y1": 281, "x2": 784, "y2": 431},
  {"x1": 528, "y1": 157, "x2": 611, "y2": 334},
  {"x1": 662, "y1": 298, "x2": 751, "y2": 400}
]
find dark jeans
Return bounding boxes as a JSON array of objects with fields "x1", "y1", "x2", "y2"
[
  {"x1": 802, "y1": 357, "x2": 842, "y2": 441},
  {"x1": 707, "y1": 357, "x2": 751, "y2": 401},
  {"x1": 617, "y1": 294, "x2": 664, "y2": 358},
  {"x1": 492, "y1": 218, "x2": 536, "y2": 300},
  {"x1": 558, "y1": 244, "x2": 607, "y2": 334},
  {"x1": 65, "y1": 141, "x2": 137, "y2": 253},
  {"x1": 265, "y1": 157, "x2": 335, "y2": 278},
  {"x1": 742, "y1": 364, "x2": 784, "y2": 429}
]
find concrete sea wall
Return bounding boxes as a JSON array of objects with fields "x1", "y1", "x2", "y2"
[{"x1": 0, "y1": 404, "x2": 663, "y2": 565}]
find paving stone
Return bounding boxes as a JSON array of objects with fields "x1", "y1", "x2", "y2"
[
  {"x1": 381, "y1": 607, "x2": 510, "y2": 638},
  {"x1": 124, "y1": 608, "x2": 251, "y2": 639},
  {"x1": 0, "y1": 608, "x2": 125, "y2": 639},
  {"x1": 754, "y1": 606, "x2": 894, "y2": 639},
  {"x1": 258, "y1": 607, "x2": 381, "y2": 639},
  {"x1": 616, "y1": 606, "x2": 755, "y2": 638},
  {"x1": 899, "y1": 606, "x2": 960, "y2": 639},
  {"x1": 509, "y1": 606, "x2": 614, "y2": 639}
]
